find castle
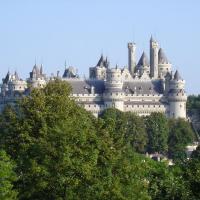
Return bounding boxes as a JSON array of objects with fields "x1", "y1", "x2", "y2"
[{"x1": 0, "y1": 37, "x2": 187, "y2": 118}]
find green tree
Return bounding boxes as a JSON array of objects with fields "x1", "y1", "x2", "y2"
[
  {"x1": 147, "y1": 160, "x2": 191, "y2": 200},
  {"x1": 100, "y1": 108, "x2": 148, "y2": 153},
  {"x1": 0, "y1": 150, "x2": 18, "y2": 200},
  {"x1": 187, "y1": 95, "x2": 200, "y2": 110},
  {"x1": 145, "y1": 113, "x2": 169, "y2": 154},
  {"x1": 0, "y1": 80, "x2": 151, "y2": 200},
  {"x1": 182, "y1": 145, "x2": 200, "y2": 200},
  {"x1": 168, "y1": 119, "x2": 195, "y2": 161}
]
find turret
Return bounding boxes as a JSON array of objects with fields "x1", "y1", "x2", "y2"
[
  {"x1": 1, "y1": 71, "x2": 27, "y2": 95},
  {"x1": 1, "y1": 71, "x2": 11, "y2": 95},
  {"x1": 158, "y1": 48, "x2": 172, "y2": 78},
  {"x1": 128, "y1": 42, "x2": 136, "y2": 76},
  {"x1": 89, "y1": 54, "x2": 108, "y2": 80},
  {"x1": 62, "y1": 66, "x2": 79, "y2": 79},
  {"x1": 136, "y1": 51, "x2": 150, "y2": 78},
  {"x1": 150, "y1": 36, "x2": 159, "y2": 78},
  {"x1": 28, "y1": 64, "x2": 46, "y2": 88},
  {"x1": 8, "y1": 72, "x2": 27, "y2": 93},
  {"x1": 168, "y1": 70, "x2": 187, "y2": 118},
  {"x1": 104, "y1": 67, "x2": 124, "y2": 111}
]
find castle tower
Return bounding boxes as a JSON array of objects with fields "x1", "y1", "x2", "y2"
[
  {"x1": 158, "y1": 48, "x2": 172, "y2": 78},
  {"x1": 150, "y1": 36, "x2": 159, "y2": 78},
  {"x1": 104, "y1": 66, "x2": 124, "y2": 111},
  {"x1": 164, "y1": 72, "x2": 172, "y2": 95},
  {"x1": 28, "y1": 64, "x2": 46, "y2": 88},
  {"x1": 89, "y1": 54, "x2": 108, "y2": 80},
  {"x1": 168, "y1": 70, "x2": 187, "y2": 118},
  {"x1": 136, "y1": 51, "x2": 150, "y2": 78},
  {"x1": 8, "y1": 71, "x2": 27, "y2": 93},
  {"x1": 128, "y1": 42, "x2": 136, "y2": 76}
]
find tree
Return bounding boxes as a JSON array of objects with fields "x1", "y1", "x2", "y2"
[
  {"x1": 0, "y1": 80, "x2": 151, "y2": 200},
  {"x1": 147, "y1": 160, "x2": 191, "y2": 200},
  {"x1": 100, "y1": 108, "x2": 148, "y2": 153},
  {"x1": 145, "y1": 113, "x2": 169, "y2": 154},
  {"x1": 182, "y1": 145, "x2": 200, "y2": 200},
  {"x1": 168, "y1": 119, "x2": 195, "y2": 161},
  {"x1": 0, "y1": 150, "x2": 18, "y2": 200}
]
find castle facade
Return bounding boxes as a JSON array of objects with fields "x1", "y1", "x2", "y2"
[{"x1": 0, "y1": 37, "x2": 187, "y2": 118}]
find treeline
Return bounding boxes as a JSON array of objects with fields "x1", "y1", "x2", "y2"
[
  {"x1": 100, "y1": 108, "x2": 195, "y2": 161},
  {"x1": 187, "y1": 95, "x2": 200, "y2": 110},
  {"x1": 0, "y1": 80, "x2": 199, "y2": 200}
]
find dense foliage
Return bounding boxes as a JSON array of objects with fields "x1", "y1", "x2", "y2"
[
  {"x1": 187, "y1": 95, "x2": 200, "y2": 110},
  {"x1": 145, "y1": 113, "x2": 169, "y2": 154},
  {"x1": 0, "y1": 150, "x2": 17, "y2": 200},
  {"x1": 0, "y1": 79, "x2": 199, "y2": 199},
  {"x1": 168, "y1": 119, "x2": 195, "y2": 161},
  {"x1": 100, "y1": 109, "x2": 148, "y2": 153}
]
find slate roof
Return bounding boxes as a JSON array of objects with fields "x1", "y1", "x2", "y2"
[
  {"x1": 150, "y1": 35, "x2": 156, "y2": 43},
  {"x1": 123, "y1": 80, "x2": 163, "y2": 95},
  {"x1": 137, "y1": 52, "x2": 149, "y2": 67},
  {"x1": 174, "y1": 70, "x2": 182, "y2": 81},
  {"x1": 96, "y1": 54, "x2": 109, "y2": 68},
  {"x1": 158, "y1": 48, "x2": 169, "y2": 64},
  {"x1": 67, "y1": 79, "x2": 105, "y2": 94},
  {"x1": 66, "y1": 79, "x2": 163, "y2": 95},
  {"x1": 3, "y1": 71, "x2": 11, "y2": 84},
  {"x1": 63, "y1": 67, "x2": 78, "y2": 78}
]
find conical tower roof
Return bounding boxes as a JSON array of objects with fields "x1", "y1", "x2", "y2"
[
  {"x1": 158, "y1": 48, "x2": 169, "y2": 64},
  {"x1": 137, "y1": 52, "x2": 149, "y2": 67},
  {"x1": 96, "y1": 54, "x2": 104, "y2": 67},
  {"x1": 150, "y1": 35, "x2": 156, "y2": 43},
  {"x1": 40, "y1": 64, "x2": 43, "y2": 75},
  {"x1": 174, "y1": 70, "x2": 182, "y2": 81},
  {"x1": 165, "y1": 71, "x2": 172, "y2": 80},
  {"x1": 3, "y1": 71, "x2": 11, "y2": 84}
]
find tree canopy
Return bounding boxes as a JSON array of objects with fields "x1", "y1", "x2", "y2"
[
  {"x1": 0, "y1": 79, "x2": 198, "y2": 200},
  {"x1": 145, "y1": 113, "x2": 169, "y2": 154},
  {"x1": 0, "y1": 150, "x2": 17, "y2": 200},
  {"x1": 0, "y1": 80, "x2": 149, "y2": 199}
]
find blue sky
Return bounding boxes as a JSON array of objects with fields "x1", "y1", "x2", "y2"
[{"x1": 0, "y1": 0, "x2": 199, "y2": 94}]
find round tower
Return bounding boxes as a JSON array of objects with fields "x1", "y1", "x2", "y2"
[
  {"x1": 150, "y1": 36, "x2": 159, "y2": 78},
  {"x1": 8, "y1": 72, "x2": 27, "y2": 93},
  {"x1": 104, "y1": 67, "x2": 124, "y2": 111},
  {"x1": 128, "y1": 42, "x2": 136, "y2": 76},
  {"x1": 168, "y1": 70, "x2": 187, "y2": 118}
]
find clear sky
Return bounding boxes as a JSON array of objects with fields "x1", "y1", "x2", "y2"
[{"x1": 0, "y1": 0, "x2": 199, "y2": 94}]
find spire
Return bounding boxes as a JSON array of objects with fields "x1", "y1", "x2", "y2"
[
  {"x1": 150, "y1": 35, "x2": 156, "y2": 43},
  {"x1": 158, "y1": 48, "x2": 169, "y2": 64},
  {"x1": 103, "y1": 56, "x2": 109, "y2": 68},
  {"x1": 3, "y1": 71, "x2": 11, "y2": 84},
  {"x1": 137, "y1": 52, "x2": 149, "y2": 67},
  {"x1": 40, "y1": 64, "x2": 43, "y2": 75},
  {"x1": 97, "y1": 54, "x2": 104, "y2": 67},
  {"x1": 64, "y1": 60, "x2": 67, "y2": 69},
  {"x1": 14, "y1": 71, "x2": 19, "y2": 80},
  {"x1": 32, "y1": 66, "x2": 36, "y2": 74},
  {"x1": 174, "y1": 70, "x2": 182, "y2": 81}
]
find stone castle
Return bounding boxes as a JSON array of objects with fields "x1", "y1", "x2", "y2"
[{"x1": 0, "y1": 37, "x2": 187, "y2": 118}]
